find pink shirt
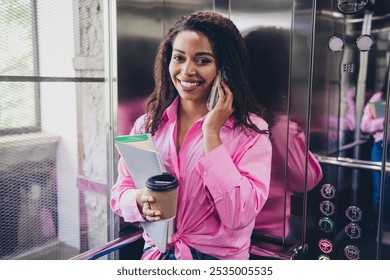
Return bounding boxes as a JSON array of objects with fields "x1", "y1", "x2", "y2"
[
  {"x1": 361, "y1": 92, "x2": 385, "y2": 143},
  {"x1": 110, "y1": 98, "x2": 272, "y2": 260},
  {"x1": 254, "y1": 114, "x2": 323, "y2": 237}
]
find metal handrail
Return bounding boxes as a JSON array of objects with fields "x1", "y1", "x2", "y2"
[
  {"x1": 326, "y1": 136, "x2": 370, "y2": 157},
  {"x1": 249, "y1": 243, "x2": 304, "y2": 260},
  {"x1": 70, "y1": 228, "x2": 301, "y2": 260},
  {"x1": 316, "y1": 154, "x2": 390, "y2": 171},
  {"x1": 69, "y1": 230, "x2": 143, "y2": 260},
  {"x1": 250, "y1": 232, "x2": 304, "y2": 260}
]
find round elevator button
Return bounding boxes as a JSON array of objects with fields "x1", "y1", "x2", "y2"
[
  {"x1": 318, "y1": 239, "x2": 333, "y2": 254},
  {"x1": 356, "y1": 34, "x2": 374, "y2": 52},
  {"x1": 345, "y1": 223, "x2": 362, "y2": 239},
  {"x1": 346, "y1": 205, "x2": 363, "y2": 222},
  {"x1": 344, "y1": 245, "x2": 360, "y2": 260},
  {"x1": 318, "y1": 254, "x2": 331, "y2": 260},
  {"x1": 320, "y1": 184, "x2": 336, "y2": 199},
  {"x1": 320, "y1": 201, "x2": 336, "y2": 216},
  {"x1": 319, "y1": 217, "x2": 335, "y2": 233},
  {"x1": 328, "y1": 36, "x2": 344, "y2": 53}
]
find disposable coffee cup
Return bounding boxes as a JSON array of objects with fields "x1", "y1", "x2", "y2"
[{"x1": 146, "y1": 172, "x2": 179, "y2": 220}]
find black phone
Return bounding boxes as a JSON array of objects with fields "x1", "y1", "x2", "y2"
[{"x1": 206, "y1": 70, "x2": 223, "y2": 110}]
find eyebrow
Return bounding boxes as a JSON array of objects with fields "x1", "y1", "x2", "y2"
[{"x1": 172, "y1": 48, "x2": 214, "y2": 57}]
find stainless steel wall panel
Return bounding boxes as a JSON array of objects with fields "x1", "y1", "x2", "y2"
[
  {"x1": 116, "y1": 0, "x2": 164, "y2": 136},
  {"x1": 230, "y1": 0, "x2": 292, "y2": 31},
  {"x1": 116, "y1": 1, "x2": 165, "y2": 259},
  {"x1": 163, "y1": 0, "x2": 214, "y2": 33},
  {"x1": 214, "y1": 0, "x2": 230, "y2": 18},
  {"x1": 288, "y1": 0, "x2": 316, "y2": 252},
  {"x1": 231, "y1": 0, "x2": 303, "y2": 252}
]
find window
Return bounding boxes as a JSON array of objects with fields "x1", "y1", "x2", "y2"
[
  {"x1": 0, "y1": 0, "x2": 40, "y2": 134},
  {"x1": 0, "y1": 0, "x2": 109, "y2": 260}
]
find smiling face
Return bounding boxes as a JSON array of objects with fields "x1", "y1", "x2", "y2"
[{"x1": 169, "y1": 30, "x2": 218, "y2": 106}]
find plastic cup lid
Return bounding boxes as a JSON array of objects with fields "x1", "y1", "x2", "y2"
[{"x1": 146, "y1": 172, "x2": 178, "y2": 192}]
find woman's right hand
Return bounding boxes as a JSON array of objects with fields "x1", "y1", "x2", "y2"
[
  {"x1": 136, "y1": 188, "x2": 161, "y2": 221},
  {"x1": 203, "y1": 81, "x2": 234, "y2": 154}
]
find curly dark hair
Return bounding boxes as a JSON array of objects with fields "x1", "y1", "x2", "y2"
[{"x1": 144, "y1": 11, "x2": 268, "y2": 135}]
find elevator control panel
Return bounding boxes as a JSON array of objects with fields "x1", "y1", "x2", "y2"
[{"x1": 314, "y1": 182, "x2": 367, "y2": 259}]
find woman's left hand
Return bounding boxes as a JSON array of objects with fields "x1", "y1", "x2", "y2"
[{"x1": 202, "y1": 80, "x2": 233, "y2": 154}]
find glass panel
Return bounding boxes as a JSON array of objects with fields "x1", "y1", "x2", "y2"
[
  {"x1": 116, "y1": 0, "x2": 164, "y2": 137},
  {"x1": 0, "y1": 83, "x2": 36, "y2": 129},
  {"x1": 0, "y1": 0, "x2": 37, "y2": 132},
  {"x1": 0, "y1": 0, "x2": 34, "y2": 76},
  {"x1": 0, "y1": 0, "x2": 108, "y2": 260}
]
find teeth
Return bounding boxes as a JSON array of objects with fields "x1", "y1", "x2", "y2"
[{"x1": 181, "y1": 81, "x2": 200, "y2": 87}]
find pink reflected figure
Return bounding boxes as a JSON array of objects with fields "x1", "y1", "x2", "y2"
[
  {"x1": 244, "y1": 27, "x2": 323, "y2": 239},
  {"x1": 118, "y1": 97, "x2": 147, "y2": 136},
  {"x1": 254, "y1": 114, "x2": 323, "y2": 237}
]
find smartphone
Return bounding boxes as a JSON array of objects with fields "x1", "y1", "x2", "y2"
[{"x1": 207, "y1": 71, "x2": 222, "y2": 110}]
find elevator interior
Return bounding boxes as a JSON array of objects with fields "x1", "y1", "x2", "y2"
[{"x1": 110, "y1": 0, "x2": 390, "y2": 260}]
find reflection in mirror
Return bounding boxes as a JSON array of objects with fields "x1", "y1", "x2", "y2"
[
  {"x1": 310, "y1": 2, "x2": 389, "y2": 162},
  {"x1": 307, "y1": 0, "x2": 390, "y2": 259},
  {"x1": 361, "y1": 64, "x2": 390, "y2": 228},
  {"x1": 243, "y1": 27, "x2": 323, "y2": 243}
]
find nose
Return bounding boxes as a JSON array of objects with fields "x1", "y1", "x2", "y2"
[{"x1": 181, "y1": 61, "x2": 196, "y2": 76}]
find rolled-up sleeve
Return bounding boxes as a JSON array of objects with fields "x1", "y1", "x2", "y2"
[
  {"x1": 288, "y1": 131, "x2": 323, "y2": 192},
  {"x1": 196, "y1": 135, "x2": 272, "y2": 230}
]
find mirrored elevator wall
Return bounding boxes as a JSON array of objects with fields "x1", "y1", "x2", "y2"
[
  {"x1": 115, "y1": 0, "x2": 390, "y2": 259},
  {"x1": 308, "y1": 0, "x2": 390, "y2": 260}
]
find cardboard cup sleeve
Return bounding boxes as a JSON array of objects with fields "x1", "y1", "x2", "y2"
[{"x1": 146, "y1": 173, "x2": 178, "y2": 220}]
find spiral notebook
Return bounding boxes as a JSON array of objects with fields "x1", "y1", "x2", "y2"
[{"x1": 115, "y1": 133, "x2": 174, "y2": 252}]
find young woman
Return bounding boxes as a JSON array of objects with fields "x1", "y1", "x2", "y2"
[{"x1": 110, "y1": 11, "x2": 272, "y2": 260}]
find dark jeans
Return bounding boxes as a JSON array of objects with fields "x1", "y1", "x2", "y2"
[
  {"x1": 371, "y1": 140, "x2": 390, "y2": 224},
  {"x1": 143, "y1": 246, "x2": 219, "y2": 260}
]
